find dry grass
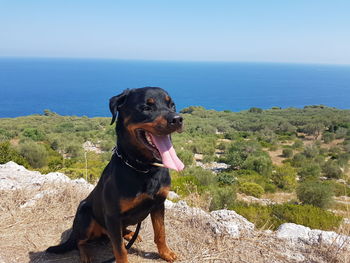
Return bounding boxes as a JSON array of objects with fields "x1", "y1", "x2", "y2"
[{"x1": 1, "y1": 183, "x2": 349, "y2": 263}]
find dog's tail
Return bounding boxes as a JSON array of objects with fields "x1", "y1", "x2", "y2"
[{"x1": 46, "y1": 232, "x2": 77, "y2": 254}]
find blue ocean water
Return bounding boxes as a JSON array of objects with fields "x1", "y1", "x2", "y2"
[{"x1": 0, "y1": 58, "x2": 350, "y2": 117}]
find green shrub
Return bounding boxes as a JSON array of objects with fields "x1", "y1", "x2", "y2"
[
  {"x1": 232, "y1": 203, "x2": 342, "y2": 231},
  {"x1": 303, "y1": 145, "x2": 319, "y2": 159},
  {"x1": 0, "y1": 141, "x2": 29, "y2": 167},
  {"x1": 176, "y1": 149, "x2": 194, "y2": 166},
  {"x1": 264, "y1": 183, "x2": 277, "y2": 193},
  {"x1": 298, "y1": 162, "x2": 321, "y2": 181},
  {"x1": 322, "y1": 160, "x2": 343, "y2": 179},
  {"x1": 179, "y1": 166, "x2": 216, "y2": 187},
  {"x1": 231, "y1": 203, "x2": 274, "y2": 229},
  {"x1": 282, "y1": 148, "x2": 293, "y2": 158},
  {"x1": 239, "y1": 182, "x2": 265, "y2": 198},
  {"x1": 19, "y1": 141, "x2": 48, "y2": 168},
  {"x1": 272, "y1": 164, "x2": 297, "y2": 191},
  {"x1": 171, "y1": 175, "x2": 200, "y2": 196},
  {"x1": 22, "y1": 128, "x2": 46, "y2": 141},
  {"x1": 242, "y1": 154, "x2": 272, "y2": 177},
  {"x1": 322, "y1": 132, "x2": 335, "y2": 143},
  {"x1": 296, "y1": 181, "x2": 333, "y2": 208},
  {"x1": 291, "y1": 153, "x2": 307, "y2": 167},
  {"x1": 271, "y1": 204, "x2": 342, "y2": 231},
  {"x1": 292, "y1": 139, "x2": 303, "y2": 149},
  {"x1": 324, "y1": 181, "x2": 350, "y2": 197},
  {"x1": 208, "y1": 186, "x2": 236, "y2": 211},
  {"x1": 249, "y1": 107, "x2": 263, "y2": 113},
  {"x1": 217, "y1": 172, "x2": 236, "y2": 185}
]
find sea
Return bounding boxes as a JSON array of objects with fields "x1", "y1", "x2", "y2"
[{"x1": 0, "y1": 58, "x2": 350, "y2": 118}]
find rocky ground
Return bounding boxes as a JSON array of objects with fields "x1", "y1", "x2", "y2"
[{"x1": 0, "y1": 162, "x2": 349, "y2": 263}]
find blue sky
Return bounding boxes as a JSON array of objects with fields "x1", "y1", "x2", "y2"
[{"x1": 1, "y1": 1, "x2": 350, "y2": 64}]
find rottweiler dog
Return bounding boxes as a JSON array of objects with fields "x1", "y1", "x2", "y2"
[{"x1": 47, "y1": 87, "x2": 184, "y2": 263}]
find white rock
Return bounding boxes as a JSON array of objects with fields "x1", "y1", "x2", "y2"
[
  {"x1": 165, "y1": 200, "x2": 254, "y2": 238},
  {"x1": 276, "y1": 223, "x2": 350, "y2": 249},
  {"x1": 210, "y1": 209, "x2": 255, "y2": 237},
  {"x1": 0, "y1": 161, "x2": 94, "y2": 191},
  {"x1": 167, "y1": 191, "x2": 180, "y2": 200}
]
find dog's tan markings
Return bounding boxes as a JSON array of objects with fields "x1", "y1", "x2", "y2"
[
  {"x1": 111, "y1": 242, "x2": 128, "y2": 263},
  {"x1": 165, "y1": 95, "x2": 170, "y2": 102},
  {"x1": 127, "y1": 116, "x2": 168, "y2": 135},
  {"x1": 157, "y1": 186, "x2": 170, "y2": 199},
  {"x1": 123, "y1": 228, "x2": 143, "y2": 242},
  {"x1": 77, "y1": 241, "x2": 91, "y2": 263},
  {"x1": 77, "y1": 220, "x2": 106, "y2": 263},
  {"x1": 119, "y1": 193, "x2": 150, "y2": 213},
  {"x1": 123, "y1": 116, "x2": 131, "y2": 126},
  {"x1": 147, "y1": 98, "x2": 155, "y2": 104},
  {"x1": 151, "y1": 207, "x2": 177, "y2": 262}
]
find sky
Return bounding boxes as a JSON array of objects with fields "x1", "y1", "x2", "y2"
[{"x1": 1, "y1": 1, "x2": 350, "y2": 64}]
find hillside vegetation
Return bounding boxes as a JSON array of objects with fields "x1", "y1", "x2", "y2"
[{"x1": 1, "y1": 106, "x2": 350, "y2": 233}]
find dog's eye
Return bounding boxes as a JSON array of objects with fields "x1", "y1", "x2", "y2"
[
  {"x1": 170, "y1": 103, "x2": 176, "y2": 111},
  {"x1": 142, "y1": 105, "x2": 152, "y2": 112}
]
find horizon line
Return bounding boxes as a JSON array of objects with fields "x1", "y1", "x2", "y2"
[{"x1": 1, "y1": 55, "x2": 350, "y2": 67}]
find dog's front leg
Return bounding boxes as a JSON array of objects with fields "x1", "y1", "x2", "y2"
[
  {"x1": 105, "y1": 214, "x2": 128, "y2": 263},
  {"x1": 151, "y1": 203, "x2": 177, "y2": 262}
]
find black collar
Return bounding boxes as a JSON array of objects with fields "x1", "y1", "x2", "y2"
[{"x1": 113, "y1": 146, "x2": 164, "y2": 173}]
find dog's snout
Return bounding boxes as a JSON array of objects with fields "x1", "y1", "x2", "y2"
[{"x1": 167, "y1": 114, "x2": 183, "y2": 127}]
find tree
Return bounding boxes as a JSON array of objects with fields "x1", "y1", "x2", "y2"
[
  {"x1": 303, "y1": 123, "x2": 324, "y2": 140},
  {"x1": 249, "y1": 107, "x2": 263, "y2": 113}
]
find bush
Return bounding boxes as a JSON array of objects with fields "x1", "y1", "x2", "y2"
[
  {"x1": 271, "y1": 204, "x2": 342, "y2": 231},
  {"x1": 290, "y1": 153, "x2": 307, "y2": 167},
  {"x1": 298, "y1": 162, "x2": 321, "y2": 181},
  {"x1": 19, "y1": 141, "x2": 48, "y2": 168},
  {"x1": 181, "y1": 166, "x2": 216, "y2": 187},
  {"x1": 322, "y1": 132, "x2": 335, "y2": 143},
  {"x1": 171, "y1": 175, "x2": 200, "y2": 196},
  {"x1": 208, "y1": 186, "x2": 236, "y2": 211},
  {"x1": 249, "y1": 107, "x2": 263, "y2": 113},
  {"x1": 0, "y1": 141, "x2": 29, "y2": 167},
  {"x1": 239, "y1": 182, "x2": 265, "y2": 198},
  {"x1": 282, "y1": 148, "x2": 293, "y2": 158},
  {"x1": 22, "y1": 128, "x2": 46, "y2": 141},
  {"x1": 324, "y1": 181, "x2": 350, "y2": 197},
  {"x1": 322, "y1": 160, "x2": 343, "y2": 179},
  {"x1": 296, "y1": 181, "x2": 333, "y2": 208},
  {"x1": 232, "y1": 204, "x2": 273, "y2": 229},
  {"x1": 292, "y1": 139, "x2": 303, "y2": 149},
  {"x1": 176, "y1": 149, "x2": 194, "y2": 166},
  {"x1": 217, "y1": 172, "x2": 236, "y2": 185},
  {"x1": 272, "y1": 164, "x2": 297, "y2": 191},
  {"x1": 232, "y1": 203, "x2": 342, "y2": 231},
  {"x1": 226, "y1": 140, "x2": 262, "y2": 169},
  {"x1": 242, "y1": 154, "x2": 272, "y2": 177},
  {"x1": 303, "y1": 145, "x2": 319, "y2": 159}
]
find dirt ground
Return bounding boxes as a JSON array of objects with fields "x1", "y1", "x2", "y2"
[{"x1": 1, "y1": 183, "x2": 349, "y2": 263}]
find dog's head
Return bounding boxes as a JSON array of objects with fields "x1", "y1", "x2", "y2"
[{"x1": 110, "y1": 87, "x2": 184, "y2": 171}]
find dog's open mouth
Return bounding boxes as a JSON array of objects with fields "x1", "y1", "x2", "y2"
[{"x1": 137, "y1": 129, "x2": 185, "y2": 171}]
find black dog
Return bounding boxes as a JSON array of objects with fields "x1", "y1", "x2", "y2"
[{"x1": 47, "y1": 87, "x2": 184, "y2": 263}]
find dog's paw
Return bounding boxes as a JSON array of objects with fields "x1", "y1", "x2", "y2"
[
  {"x1": 123, "y1": 231, "x2": 142, "y2": 242},
  {"x1": 159, "y1": 248, "x2": 177, "y2": 262}
]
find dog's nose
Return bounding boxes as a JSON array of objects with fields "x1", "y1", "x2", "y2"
[{"x1": 168, "y1": 115, "x2": 183, "y2": 127}]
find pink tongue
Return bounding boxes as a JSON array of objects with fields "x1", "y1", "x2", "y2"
[{"x1": 150, "y1": 134, "x2": 185, "y2": 171}]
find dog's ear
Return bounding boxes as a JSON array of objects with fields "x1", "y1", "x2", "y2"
[{"x1": 109, "y1": 89, "x2": 130, "y2": 124}]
